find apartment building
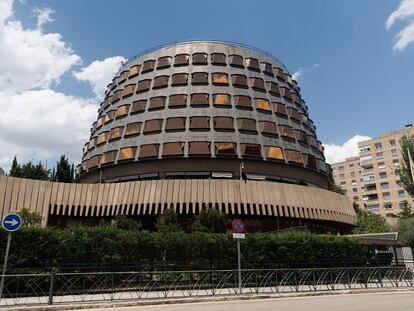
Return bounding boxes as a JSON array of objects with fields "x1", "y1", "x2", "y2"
[{"x1": 332, "y1": 125, "x2": 414, "y2": 221}]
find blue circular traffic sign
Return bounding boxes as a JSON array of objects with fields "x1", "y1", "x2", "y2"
[
  {"x1": 232, "y1": 219, "x2": 245, "y2": 234},
  {"x1": 2, "y1": 213, "x2": 22, "y2": 232}
]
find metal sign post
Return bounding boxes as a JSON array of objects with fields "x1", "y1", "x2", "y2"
[
  {"x1": 232, "y1": 219, "x2": 245, "y2": 294},
  {"x1": 0, "y1": 213, "x2": 22, "y2": 301}
]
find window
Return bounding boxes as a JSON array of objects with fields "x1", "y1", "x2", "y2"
[
  {"x1": 141, "y1": 60, "x2": 155, "y2": 73},
  {"x1": 271, "y1": 102, "x2": 288, "y2": 117},
  {"x1": 115, "y1": 104, "x2": 130, "y2": 118},
  {"x1": 129, "y1": 65, "x2": 140, "y2": 78},
  {"x1": 111, "y1": 90, "x2": 122, "y2": 103},
  {"x1": 273, "y1": 67, "x2": 286, "y2": 81},
  {"x1": 307, "y1": 135, "x2": 319, "y2": 149},
  {"x1": 376, "y1": 152, "x2": 384, "y2": 159},
  {"x1": 148, "y1": 96, "x2": 166, "y2": 110},
  {"x1": 261, "y1": 62, "x2": 274, "y2": 76},
  {"x1": 299, "y1": 113, "x2": 309, "y2": 126},
  {"x1": 350, "y1": 171, "x2": 356, "y2": 177},
  {"x1": 139, "y1": 144, "x2": 159, "y2": 158},
  {"x1": 169, "y1": 94, "x2": 187, "y2": 108},
  {"x1": 124, "y1": 122, "x2": 141, "y2": 137},
  {"x1": 163, "y1": 142, "x2": 184, "y2": 157},
  {"x1": 118, "y1": 147, "x2": 137, "y2": 161},
  {"x1": 360, "y1": 146, "x2": 371, "y2": 153},
  {"x1": 214, "y1": 117, "x2": 234, "y2": 131},
  {"x1": 294, "y1": 130, "x2": 308, "y2": 143},
  {"x1": 287, "y1": 107, "x2": 301, "y2": 122},
  {"x1": 259, "y1": 121, "x2": 278, "y2": 136},
  {"x1": 339, "y1": 174, "x2": 345, "y2": 179},
  {"x1": 136, "y1": 79, "x2": 151, "y2": 93},
  {"x1": 249, "y1": 77, "x2": 265, "y2": 91},
  {"x1": 255, "y1": 98, "x2": 271, "y2": 112},
  {"x1": 212, "y1": 73, "x2": 229, "y2": 85},
  {"x1": 143, "y1": 119, "x2": 163, "y2": 134},
  {"x1": 360, "y1": 155, "x2": 372, "y2": 162},
  {"x1": 241, "y1": 144, "x2": 261, "y2": 157},
  {"x1": 174, "y1": 54, "x2": 189, "y2": 66},
  {"x1": 211, "y1": 53, "x2": 226, "y2": 65},
  {"x1": 280, "y1": 87, "x2": 292, "y2": 101},
  {"x1": 101, "y1": 150, "x2": 117, "y2": 164},
  {"x1": 165, "y1": 117, "x2": 186, "y2": 132},
  {"x1": 157, "y1": 56, "x2": 171, "y2": 69},
  {"x1": 192, "y1": 72, "x2": 208, "y2": 85},
  {"x1": 377, "y1": 161, "x2": 386, "y2": 169},
  {"x1": 189, "y1": 142, "x2": 211, "y2": 156},
  {"x1": 86, "y1": 155, "x2": 101, "y2": 169},
  {"x1": 352, "y1": 188, "x2": 357, "y2": 194},
  {"x1": 237, "y1": 118, "x2": 257, "y2": 133},
  {"x1": 192, "y1": 53, "x2": 208, "y2": 65},
  {"x1": 383, "y1": 192, "x2": 391, "y2": 200},
  {"x1": 171, "y1": 73, "x2": 188, "y2": 86},
  {"x1": 131, "y1": 100, "x2": 146, "y2": 114},
  {"x1": 234, "y1": 95, "x2": 252, "y2": 110},
  {"x1": 389, "y1": 139, "x2": 396, "y2": 146},
  {"x1": 374, "y1": 143, "x2": 382, "y2": 150},
  {"x1": 190, "y1": 116, "x2": 210, "y2": 131},
  {"x1": 215, "y1": 143, "x2": 237, "y2": 156},
  {"x1": 393, "y1": 159, "x2": 400, "y2": 166},
  {"x1": 191, "y1": 93, "x2": 209, "y2": 106},
  {"x1": 213, "y1": 94, "x2": 231, "y2": 107},
  {"x1": 384, "y1": 203, "x2": 393, "y2": 209},
  {"x1": 398, "y1": 190, "x2": 405, "y2": 197},
  {"x1": 153, "y1": 76, "x2": 169, "y2": 89},
  {"x1": 122, "y1": 84, "x2": 135, "y2": 97},
  {"x1": 229, "y1": 55, "x2": 244, "y2": 67},
  {"x1": 278, "y1": 125, "x2": 295, "y2": 140},
  {"x1": 303, "y1": 154, "x2": 317, "y2": 169},
  {"x1": 266, "y1": 82, "x2": 280, "y2": 96},
  {"x1": 285, "y1": 150, "x2": 303, "y2": 164},
  {"x1": 245, "y1": 58, "x2": 260, "y2": 71},
  {"x1": 379, "y1": 172, "x2": 387, "y2": 179},
  {"x1": 88, "y1": 137, "x2": 96, "y2": 150},
  {"x1": 391, "y1": 149, "x2": 398, "y2": 156},
  {"x1": 96, "y1": 131, "x2": 109, "y2": 145},
  {"x1": 265, "y1": 146, "x2": 284, "y2": 160},
  {"x1": 109, "y1": 127, "x2": 124, "y2": 141},
  {"x1": 231, "y1": 74, "x2": 248, "y2": 88}
]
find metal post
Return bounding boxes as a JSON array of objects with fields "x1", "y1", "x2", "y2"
[
  {"x1": 0, "y1": 232, "x2": 12, "y2": 301},
  {"x1": 239, "y1": 162, "x2": 244, "y2": 180},
  {"x1": 48, "y1": 270, "x2": 55, "y2": 305},
  {"x1": 237, "y1": 239, "x2": 242, "y2": 294}
]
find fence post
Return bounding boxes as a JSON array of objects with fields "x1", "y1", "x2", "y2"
[{"x1": 48, "y1": 270, "x2": 55, "y2": 305}]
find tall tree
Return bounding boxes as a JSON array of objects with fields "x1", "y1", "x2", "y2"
[
  {"x1": 9, "y1": 156, "x2": 21, "y2": 177},
  {"x1": 70, "y1": 163, "x2": 75, "y2": 182},
  {"x1": 55, "y1": 155, "x2": 72, "y2": 182},
  {"x1": 396, "y1": 135, "x2": 414, "y2": 196},
  {"x1": 398, "y1": 200, "x2": 413, "y2": 219},
  {"x1": 353, "y1": 210, "x2": 391, "y2": 234},
  {"x1": 192, "y1": 208, "x2": 227, "y2": 233}
]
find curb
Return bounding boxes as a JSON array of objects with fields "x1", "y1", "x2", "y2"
[{"x1": 5, "y1": 287, "x2": 414, "y2": 311}]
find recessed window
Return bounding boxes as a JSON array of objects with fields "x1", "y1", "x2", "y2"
[
  {"x1": 213, "y1": 94, "x2": 231, "y2": 107},
  {"x1": 174, "y1": 54, "x2": 189, "y2": 66},
  {"x1": 125, "y1": 122, "x2": 142, "y2": 137},
  {"x1": 229, "y1": 54, "x2": 244, "y2": 67},
  {"x1": 265, "y1": 146, "x2": 284, "y2": 161},
  {"x1": 272, "y1": 102, "x2": 287, "y2": 117},
  {"x1": 96, "y1": 131, "x2": 109, "y2": 145},
  {"x1": 303, "y1": 154, "x2": 317, "y2": 169},
  {"x1": 153, "y1": 76, "x2": 169, "y2": 89},
  {"x1": 106, "y1": 110, "x2": 116, "y2": 123},
  {"x1": 245, "y1": 58, "x2": 260, "y2": 71},
  {"x1": 165, "y1": 117, "x2": 186, "y2": 132},
  {"x1": 214, "y1": 117, "x2": 234, "y2": 131},
  {"x1": 139, "y1": 144, "x2": 159, "y2": 158},
  {"x1": 273, "y1": 67, "x2": 286, "y2": 81},
  {"x1": 211, "y1": 53, "x2": 226, "y2": 65},
  {"x1": 280, "y1": 86, "x2": 292, "y2": 101},
  {"x1": 307, "y1": 135, "x2": 318, "y2": 149},
  {"x1": 241, "y1": 144, "x2": 261, "y2": 158},
  {"x1": 231, "y1": 74, "x2": 248, "y2": 88},
  {"x1": 249, "y1": 77, "x2": 265, "y2": 91},
  {"x1": 129, "y1": 65, "x2": 140, "y2": 78},
  {"x1": 215, "y1": 143, "x2": 237, "y2": 156},
  {"x1": 190, "y1": 116, "x2": 210, "y2": 131},
  {"x1": 119, "y1": 70, "x2": 129, "y2": 83},
  {"x1": 192, "y1": 72, "x2": 208, "y2": 85},
  {"x1": 157, "y1": 56, "x2": 172, "y2": 69},
  {"x1": 278, "y1": 125, "x2": 295, "y2": 140},
  {"x1": 192, "y1": 53, "x2": 208, "y2": 65},
  {"x1": 259, "y1": 121, "x2": 278, "y2": 136},
  {"x1": 122, "y1": 84, "x2": 136, "y2": 97},
  {"x1": 143, "y1": 119, "x2": 163, "y2": 134},
  {"x1": 109, "y1": 126, "x2": 124, "y2": 141},
  {"x1": 136, "y1": 79, "x2": 151, "y2": 93},
  {"x1": 255, "y1": 98, "x2": 271, "y2": 112},
  {"x1": 101, "y1": 150, "x2": 117, "y2": 164},
  {"x1": 131, "y1": 100, "x2": 146, "y2": 114},
  {"x1": 285, "y1": 149, "x2": 303, "y2": 164},
  {"x1": 112, "y1": 90, "x2": 122, "y2": 103},
  {"x1": 96, "y1": 116, "x2": 106, "y2": 128},
  {"x1": 299, "y1": 113, "x2": 309, "y2": 126},
  {"x1": 88, "y1": 137, "x2": 96, "y2": 150},
  {"x1": 141, "y1": 60, "x2": 156, "y2": 73},
  {"x1": 237, "y1": 118, "x2": 257, "y2": 133},
  {"x1": 171, "y1": 73, "x2": 188, "y2": 86},
  {"x1": 115, "y1": 104, "x2": 130, "y2": 118},
  {"x1": 261, "y1": 62, "x2": 274, "y2": 76},
  {"x1": 87, "y1": 155, "x2": 101, "y2": 169},
  {"x1": 234, "y1": 95, "x2": 252, "y2": 110},
  {"x1": 189, "y1": 142, "x2": 211, "y2": 156},
  {"x1": 118, "y1": 147, "x2": 137, "y2": 161},
  {"x1": 169, "y1": 94, "x2": 187, "y2": 108},
  {"x1": 294, "y1": 130, "x2": 308, "y2": 143},
  {"x1": 148, "y1": 96, "x2": 166, "y2": 110},
  {"x1": 191, "y1": 93, "x2": 209, "y2": 107},
  {"x1": 287, "y1": 107, "x2": 301, "y2": 122},
  {"x1": 285, "y1": 73, "x2": 293, "y2": 86},
  {"x1": 212, "y1": 73, "x2": 229, "y2": 85},
  {"x1": 266, "y1": 82, "x2": 280, "y2": 96},
  {"x1": 163, "y1": 142, "x2": 185, "y2": 157}
]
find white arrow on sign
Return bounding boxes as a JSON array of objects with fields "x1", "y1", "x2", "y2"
[{"x1": 4, "y1": 219, "x2": 19, "y2": 227}]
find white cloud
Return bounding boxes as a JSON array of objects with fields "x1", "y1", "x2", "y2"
[
  {"x1": 73, "y1": 56, "x2": 126, "y2": 98},
  {"x1": 31, "y1": 7, "x2": 55, "y2": 28},
  {"x1": 292, "y1": 64, "x2": 319, "y2": 81},
  {"x1": 324, "y1": 135, "x2": 372, "y2": 164},
  {"x1": 386, "y1": 0, "x2": 414, "y2": 51}
]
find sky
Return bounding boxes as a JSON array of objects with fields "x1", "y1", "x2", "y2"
[{"x1": 0, "y1": 0, "x2": 414, "y2": 171}]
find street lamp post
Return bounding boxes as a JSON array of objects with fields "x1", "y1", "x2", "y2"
[{"x1": 240, "y1": 162, "x2": 244, "y2": 180}]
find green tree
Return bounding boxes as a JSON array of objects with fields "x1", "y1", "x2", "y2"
[
  {"x1": 396, "y1": 135, "x2": 414, "y2": 196},
  {"x1": 70, "y1": 163, "x2": 75, "y2": 182},
  {"x1": 398, "y1": 200, "x2": 413, "y2": 219},
  {"x1": 16, "y1": 208, "x2": 42, "y2": 227},
  {"x1": 192, "y1": 208, "x2": 227, "y2": 233},
  {"x1": 55, "y1": 155, "x2": 72, "y2": 183},
  {"x1": 156, "y1": 208, "x2": 180, "y2": 232},
  {"x1": 9, "y1": 156, "x2": 21, "y2": 177},
  {"x1": 353, "y1": 210, "x2": 391, "y2": 234},
  {"x1": 114, "y1": 215, "x2": 143, "y2": 231},
  {"x1": 20, "y1": 162, "x2": 49, "y2": 180},
  {"x1": 397, "y1": 216, "x2": 414, "y2": 247},
  {"x1": 328, "y1": 182, "x2": 346, "y2": 195}
]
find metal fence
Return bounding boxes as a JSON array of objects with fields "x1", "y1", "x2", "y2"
[{"x1": 0, "y1": 266, "x2": 413, "y2": 307}]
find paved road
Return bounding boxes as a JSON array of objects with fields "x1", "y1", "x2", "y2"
[{"x1": 82, "y1": 291, "x2": 414, "y2": 311}]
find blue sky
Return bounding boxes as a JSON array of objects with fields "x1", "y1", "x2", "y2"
[{"x1": 0, "y1": 0, "x2": 413, "y2": 169}]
